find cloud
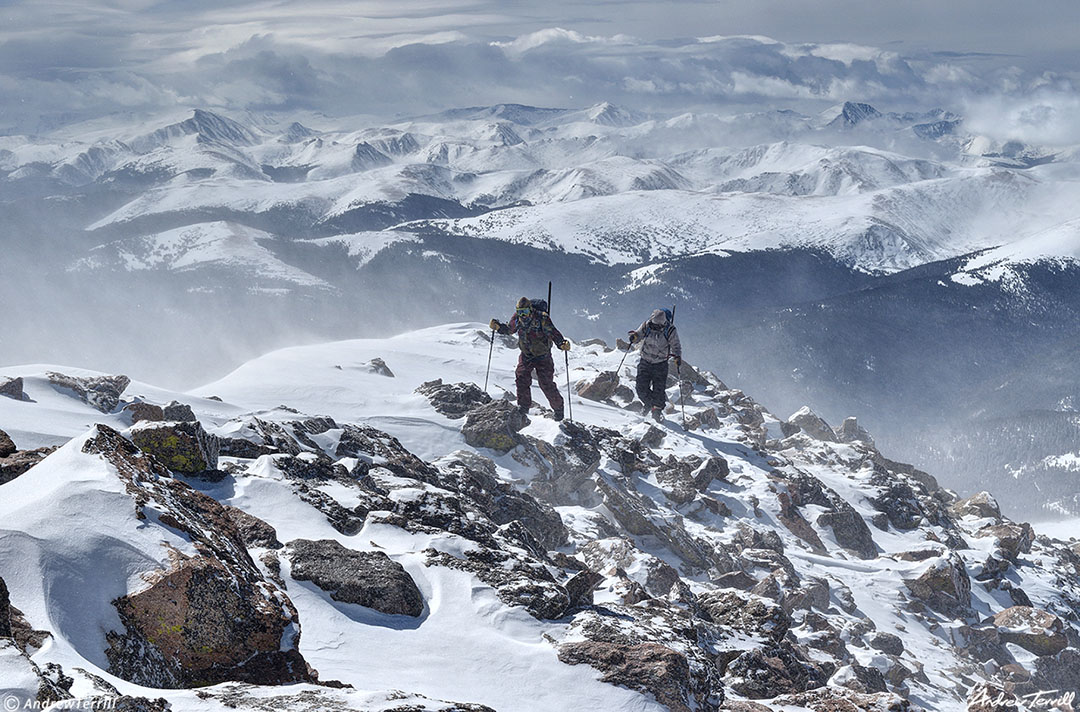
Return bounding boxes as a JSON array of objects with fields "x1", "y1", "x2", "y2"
[{"x1": 0, "y1": 0, "x2": 1076, "y2": 137}]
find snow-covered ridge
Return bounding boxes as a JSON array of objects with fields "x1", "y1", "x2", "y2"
[
  {"x1": 3, "y1": 323, "x2": 1080, "y2": 711},
  {"x1": 6, "y1": 103, "x2": 1078, "y2": 277}
]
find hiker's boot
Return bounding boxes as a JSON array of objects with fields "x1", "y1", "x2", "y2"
[
  {"x1": 651, "y1": 406, "x2": 664, "y2": 423},
  {"x1": 553, "y1": 409, "x2": 564, "y2": 422}
]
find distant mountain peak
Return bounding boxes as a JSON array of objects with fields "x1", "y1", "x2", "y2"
[{"x1": 826, "y1": 101, "x2": 883, "y2": 128}]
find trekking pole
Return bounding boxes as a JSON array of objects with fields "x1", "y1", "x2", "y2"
[
  {"x1": 483, "y1": 327, "x2": 495, "y2": 392},
  {"x1": 565, "y1": 349, "x2": 573, "y2": 422},
  {"x1": 616, "y1": 345, "x2": 630, "y2": 374},
  {"x1": 676, "y1": 358, "x2": 687, "y2": 430}
]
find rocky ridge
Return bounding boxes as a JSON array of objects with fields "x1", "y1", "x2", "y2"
[{"x1": 2, "y1": 328, "x2": 1080, "y2": 711}]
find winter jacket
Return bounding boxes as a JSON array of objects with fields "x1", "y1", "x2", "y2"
[
  {"x1": 631, "y1": 314, "x2": 682, "y2": 365},
  {"x1": 498, "y1": 311, "x2": 565, "y2": 360}
]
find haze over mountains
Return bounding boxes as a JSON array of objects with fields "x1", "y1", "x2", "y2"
[{"x1": 2, "y1": 94, "x2": 1079, "y2": 517}]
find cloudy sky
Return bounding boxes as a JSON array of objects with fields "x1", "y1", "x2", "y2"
[{"x1": 1, "y1": 0, "x2": 1078, "y2": 140}]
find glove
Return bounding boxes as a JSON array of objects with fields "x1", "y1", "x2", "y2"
[
  {"x1": 627, "y1": 331, "x2": 638, "y2": 344},
  {"x1": 673, "y1": 356, "x2": 682, "y2": 368},
  {"x1": 558, "y1": 340, "x2": 571, "y2": 351},
  {"x1": 489, "y1": 319, "x2": 501, "y2": 331}
]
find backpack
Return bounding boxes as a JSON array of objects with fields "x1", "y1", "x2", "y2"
[{"x1": 529, "y1": 298, "x2": 549, "y2": 315}]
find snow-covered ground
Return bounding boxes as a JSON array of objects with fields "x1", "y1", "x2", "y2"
[{"x1": 3, "y1": 323, "x2": 1080, "y2": 711}]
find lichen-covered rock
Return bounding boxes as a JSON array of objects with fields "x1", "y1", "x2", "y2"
[
  {"x1": 130, "y1": 420, "x2": 219, "y2": 473},
  {"x1": 989, "y1": 606, "x2": 1068, "y2": 656},
  {"x1": 462, "y1": 399, "x2": 528, "y2": 453},
  {"x1": 558, "y1": 641, "x2": 705, "y2": 712},
  {"x1": 75, "y1": 425, "x2": 311, "y2": 688},
  {"x1": 952, "y1": 491, "x2": 1002, "y2": 521},
  {"x1": 46, "y1": 371, "x2": 130, "y2": 413},
  {"x1": 162, "y1": 401, "x2": 196, "y2": 422},
  {"x1": 223, "y1": 506, "x2": 282, "y2": 549},
  {"x1": 416, "y1": 379, "x2": 492, "y2": 419},
  {"x1": 904, "y1": 553, "x2": 971, "y2": 618},
  {"x1": 287, "y1": 539, "x2": 423, "y2": 617},
  {"x1": 106, "y1": 554, "x2": 310, "y2": 688},
  {"x1": 0, "y1": 376, "x2": 24, "y2": 400},
  {"x1": 785, "y1": 406, "x2": 837, "y2": 442},
  {"x1": 697, "y1": 589, "x2": 791, "y2": 641},
  {"x1": 575, "y1": 371, "x2": 620, "y2": 402}
]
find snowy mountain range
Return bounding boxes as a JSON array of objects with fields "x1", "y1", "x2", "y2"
[
  {"x1": 4, "y1": 323, "x2": 1080, "y2": 711},
  {"x1": 3, "y1": 100, "x2": 1080, "y2": 519}
]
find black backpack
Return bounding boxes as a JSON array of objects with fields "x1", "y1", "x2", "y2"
[{"x1": 529, "y1": 298, "x2": 549, "y2": 315}]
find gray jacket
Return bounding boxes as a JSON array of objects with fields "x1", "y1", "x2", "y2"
[{"x1": 631, "y1": 311, "x2": 682, "y2": 364}]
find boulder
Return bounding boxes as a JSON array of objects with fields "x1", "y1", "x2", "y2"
[
  {"x1": 989, "y1": 606, "x2": 1068, "y2": 656},
  {"x1": 0, "y1": 447, "x2": 55, "y2": 485},
  {"x1": 558, "y1": 641, "x2": 701, "y2": 712},
  {"x1": 46, "y1": 371, "x2": 130, "y2": 413},
  {"x1": 869, "y1": 631, "x2": 905, "y2": 656},
  {"x1": 974, "y1": 523, "x2": 1034, "y2": 562},
  {"x1": 162, "y1": 401, "x2": 197, "y2": 422},
  {"x1": 416, "y1": 379, "x2": 492, "y2": 419},
  {"x1": 130, "y1": 420, "x2": 219, "y2": 473},
  {"x1": 368, "y1": 358, "x2": 394, "y2": 377},
  {"x1": 425, "y1": 547, "x2": 568, "y2": 620},
  {"x1": 575, "y1": 371, "x2": 620, "y2": 402},
  {"x1": 462, "y1": 400, "x2": 528, "y2": 453},
  {"x1": 222, "y1": 506, "x2": 282, "y2": 549},
  {"x1": 904, "y1": 553, "x2": 971, "y2": 617},
  {"x1": 831, "y1": 663, "x2": 888, "y2": 693},
  {"x1": 106, "y1": 555, "x2": 309, "y2": 688},
  {"x1": 0, "y1": 428, "x2": 15, "y2": 457},
  {"x1": 123, "y1": 402, "x2": 164, "y2": 424},
  {"x1": 724, "y1": 643, "x2": 831, "y2": 699},
  {"x1": 952, "y1": 492, "x2": 1002, "y2": 521},
  {"x1": 0, "y1": 376, "x2": 24, "y2": 400},
  {"x1": 287, "y1": 539, "x2": 424, "y2": 617},
  {"x1": 697, "y1": 589, "x2": 791, "y2": 641},
  {"x1": 834, "y1": 416, "x2": 874, "y2": 446},
  {"x1": 581, "y1": 538, "x2": 682, "y2": 598},
  {"x1": 785, "y1": 406, "x2": 837, "y2": 442}
]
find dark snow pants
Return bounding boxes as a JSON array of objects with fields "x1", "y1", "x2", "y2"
[
  {"x1": 636, "y1": 358, "x2": 670, "y2": 410},
  {"x1": 516, "y1": 353, "x2": 564, "y2": 411}
]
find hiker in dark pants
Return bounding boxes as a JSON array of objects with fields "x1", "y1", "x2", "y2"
[
  {"x1": 491, "y1": 297, "x2": 571, "y2": 421},
  {"x1": 628, "y1": 308, "x2": 682, "y2": 422}
]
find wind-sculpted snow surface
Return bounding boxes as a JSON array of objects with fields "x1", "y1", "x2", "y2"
[{"x1": 3, "y1": 323, "x2": 1080, "y2": 711}]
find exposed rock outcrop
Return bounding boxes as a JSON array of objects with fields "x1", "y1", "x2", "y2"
[
  {"x1": 0, "y1": 376, "x2": 24, "y2": 400},
  {"x1": 558, "y1": 641, "x2": 700, "y2": 712},
  {"x1": 575, "y1": 371, "x2": 619, "y2": 402},
  {"x1": 416, "y1": 379, "x2": 492, "y2": 419},
  {"x1": 287, "y1": 539, "x2": 424, "y2": 617},
  {"x1": 989, "y1": 606, "x2": 1067, "y2": 656},
  {"x1": 130, "y1": 420, "x2": 219, "y2": 473},
  {"x1": 46, "y1": 372, "x2": 129, "y2": 413},
  {"x1": 0, "y1": 446, "x2": 56, "y2": 485},
  {"x1": 462, "y1": 399, "x2": 528, "y2": 452}
]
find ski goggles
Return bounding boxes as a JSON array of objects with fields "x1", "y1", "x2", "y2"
[{"x1": 516, "y1": 307, "x2": 532, "y2": 317}]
